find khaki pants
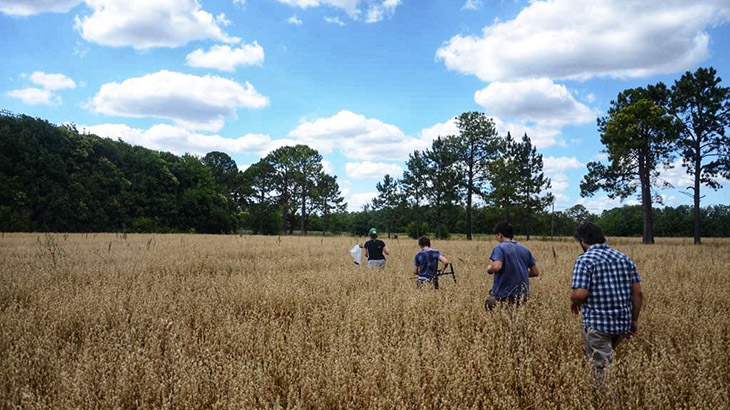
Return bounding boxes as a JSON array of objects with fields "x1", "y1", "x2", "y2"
[{"x1": 584, "y1": 326, "x2": 625, "y2": 381}]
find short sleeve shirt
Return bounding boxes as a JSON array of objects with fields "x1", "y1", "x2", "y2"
[
  {"x1": 414, "y1": 248, "x2": 441, "y2": 279},
  {"x1": 364, "y1": 239, "x2": 386, "y2": 260},
  {"x1": 489, "y1": 241, "x2": 536, "y2": 299},
  {"x1": 571, "y1": 243, "x2": 641, "y2": 334}
]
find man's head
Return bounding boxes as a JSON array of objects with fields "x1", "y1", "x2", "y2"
[
  {"x1": 368, "y1": 227, "x2": 377, "y2": 238},
  {"x1": 418, "y1": 236, "x2": 430, "y2": 248},
  {"x1": 573, "y1": 221, "x2": 606, "y2": 250},
  {"x1": 493, "y1": 222, "x2": 514, "y2": 241}
]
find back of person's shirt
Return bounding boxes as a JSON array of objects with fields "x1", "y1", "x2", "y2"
[
  {"x1": 490, "y1": 241, "x2": 536, "y2": 298},
  {"x1": 414, "y1": 248, "x2": 441, "y2": 279},
  {"x1": 571, "y1": 244, "x2": 641, "y2": 334},
  {"x1": 364, "y1": 239, "x2": 386, "y2": 260}
]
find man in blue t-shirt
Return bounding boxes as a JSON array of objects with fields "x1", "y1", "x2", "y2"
[
  {"x1": 412, "y1": 236, "x2": 449, "y2": 289},
  {"x1": 486, "y1": 222, "x2": 540, "y2": 309}
]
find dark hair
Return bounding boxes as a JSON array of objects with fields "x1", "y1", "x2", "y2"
[
  {"x1": 418, "y1": 236, "x2": 431, "y2": 247},
  {"x1": 573, "y1": 221, "x2": 606, "y2": 245},
  {"x1": 493, "y1": 222, "x2": 514, "y2": 239}
]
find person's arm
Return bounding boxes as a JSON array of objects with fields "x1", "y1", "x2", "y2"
[
  {"x1": 383, "y1": 245, "x2": 390, "y2": 256},
  {"x1": 438, "y1": 255, "x2": 449, "y2": 268},
  {"x1": 528, "y1": 265, "x2": 540, "y2": 277},
  {"x1": 487, "y1": 260, "x2": 502, "y2": 275},
  {"x1": 570, "y1": 288, "x2": 589, "y2": 315},
  {"x1": 629, "y1": 282, "x2": 643, "y2": 339},
  {"x1": 363, "y1": 244, "x2": 369, "y2": 259}
]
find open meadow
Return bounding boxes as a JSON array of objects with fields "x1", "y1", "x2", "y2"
[{"x1": 1, "y1": 233, "x2": 729, "y2": 409}]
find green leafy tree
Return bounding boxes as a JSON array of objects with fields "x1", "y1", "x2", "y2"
[
  {"x1": 241, "y1": 160, "x2": 279, "y2": 234},
  {"x1": 421, "y1": 137, "x2": 461, "y2": 238},
  {"x1": 312, "y1": 172, "x2": 346, "y2": 235},
  {"x1": 372, "y1": 174, "x2": 401, "y2": 238},
  {"x1": 262, "y1": 145, "x2": 325, "y2": 234},
  {"x1": 510, "y1": 134, "x2": 554, "y2": 240},
  {"x1": 450, "y1": 112, "x2": 500, "y2": 240},
  {"x1": 668, "y1": 67, "x2": 730, "y2": 244},
  {"x1": 401, "y1": 151, "x2": 429, "y2": 238},
  {"x1": 581, "y1": 85, "x2": 679, "y2": 244},
  {"x1": 487, "y1": 133, "x2": 553, "y2": 239}
]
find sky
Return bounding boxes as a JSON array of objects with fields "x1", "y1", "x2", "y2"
[{"x1": 2, "y1": 0, "x2": 729, "y2": 213}]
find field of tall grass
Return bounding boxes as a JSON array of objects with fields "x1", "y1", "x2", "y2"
[{"x1": 1, "y1": 233, "x2": 728, "y2": 409}]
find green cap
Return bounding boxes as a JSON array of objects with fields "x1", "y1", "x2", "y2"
[{"x1": 368, "y1": 227, "x2": 377, "y2": 236}]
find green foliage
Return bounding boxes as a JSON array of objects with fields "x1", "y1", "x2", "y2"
[
  {"x1": 406, "y1": 221, "x2": 430, "y2": 239},
  {"x1": 581, "y1": 85, "x2": 680, "y2": 244}
]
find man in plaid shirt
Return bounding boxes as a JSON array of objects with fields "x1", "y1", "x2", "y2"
[{"x1": 570, "y1": 222, "x2": 643, "y2": 381}]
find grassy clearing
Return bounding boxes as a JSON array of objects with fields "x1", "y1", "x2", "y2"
[{"x1": 1, "y1": 233, "x2": 728, "y2": 409}]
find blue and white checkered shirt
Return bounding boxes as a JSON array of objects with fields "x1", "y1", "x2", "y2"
[{"x1": 571, "y1": 243, "x2": 641, "y2": 334}]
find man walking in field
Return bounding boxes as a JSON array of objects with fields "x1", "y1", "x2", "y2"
[
  {"x1": 363, "y1": 227, "x2": 389, "y2": 269},
  {"x1": 570, "y1": 221, "x2": 643, "y2": 384},
  {"x1": 485, "y1": 222, "x2": 540, "y2": 309},
  {"x1": 413, "y1": 236, "x2": 449, "y2": 289}
]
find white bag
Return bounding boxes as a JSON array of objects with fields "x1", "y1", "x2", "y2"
[{"x1": 349, "y1": 244, "x2": 362, "y2": 265}]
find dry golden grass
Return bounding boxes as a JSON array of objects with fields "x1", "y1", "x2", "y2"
[{"x1": 1, "y1": 233, "x2": 728, "y2": 409}]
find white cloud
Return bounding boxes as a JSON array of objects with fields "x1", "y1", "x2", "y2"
[
  {"x1": 590, "y1": 152, "x2": 609, "y2": 162},
  {"x1": 0, "y1": 0, "x2": 81, "y2": 16},
  {"x1": 659, "y1": 159, "x2": 730, "y2": 190},
  {"x1": 74, "y1": 0, "x2": 239, "y2": 49},
  {"x1": 7, "y1": 71, "x2": 77, "y2": 105},
  {"x1": 287, "y1": 15, "x2": 303, "y2": 25},
  {"x1": 90, "y1": 70, "x2": 269, "y2": 132},
  {"x1": 490, "y1": 116, "x2": 562, "y2": 149},
  {"x1": 186, "y1": 42, "x2": 265, "y2": 72},
  {"x1": 324, "y1": 16, "x2": 346, "y2": 25},
  {"x1": 321, "y1": 160, "x2": 335, "y2": 175},
  {"x1": 346, "y1": 191, "x2": 378, "y2": 211},
  {"x1": 287, "y1": 110, "x2": 430, "y2": 161},
  {"x1": 577, "y1": 196, "x2": 641, "y2": 214},
  {"x1": 238, "y1": 163, "x2": 251, "y2": 172},
  {"x1": 272, "y1": 0, "x2": 401, "y2": 22},
  {"x1": 541, "y1": 156, "x2": 583, "y2": 207},
  {"x1": 80, "y1": 123, "x2": 278, "y2": 156},
  {"x1": 215, "y1": 12, "x2": 232, "y2": 27},
  {"x1": 475, "y1": 79, "x2": 595, "y2": 128},
  {"x1": 461, "y1": 0, "x2": 482, "y2": 10},
  {"x1": 365, "y1": 0, "x2": 400, "y2": 23},
  {"x1": 436, "y1": 0, "x2": 730, "y2": 82},
  {"x1": 345, "y1": 161, "x2": 403, "y2": 180},
  {"x1": 29, "y1": 71, "x2": 77, "y2": 90},
  {"x1": 419, "y1": 117, "x2": 459, "y2": 141},
  {"x1": 543, "y1": 156, "x2": 583, "y2": 175},
  {"x1": 6, "y1": 88, "x2": 57, "y2": 105}
]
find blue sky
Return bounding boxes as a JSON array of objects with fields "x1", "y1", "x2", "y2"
[{"x1": 2, "y1": 0, "x2": 729, "y2": 212}]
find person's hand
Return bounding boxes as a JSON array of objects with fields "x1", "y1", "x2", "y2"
[
  {"x1": 487, "y1": 264, "x2": 493, "y2": 274},
  {"x1": 627, "y1": 320, "x2": 639, "y2": 339},
  {"x1": 570, "y1": 301, "x2": 581, "y2": 315}
]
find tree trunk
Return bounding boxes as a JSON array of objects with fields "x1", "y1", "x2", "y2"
[
  {"x1": 466, "y1": 169, "x2": 473, "y2": 241},
  {"x1": 300, "y1": 189, "x2": 307, "y2": 235},
  {"x1": 693, "y1": 155, "x2": 702, "y2": 245},
  {"x1": 638, "y1": 154, "x2": 655, "y2": 244}
]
